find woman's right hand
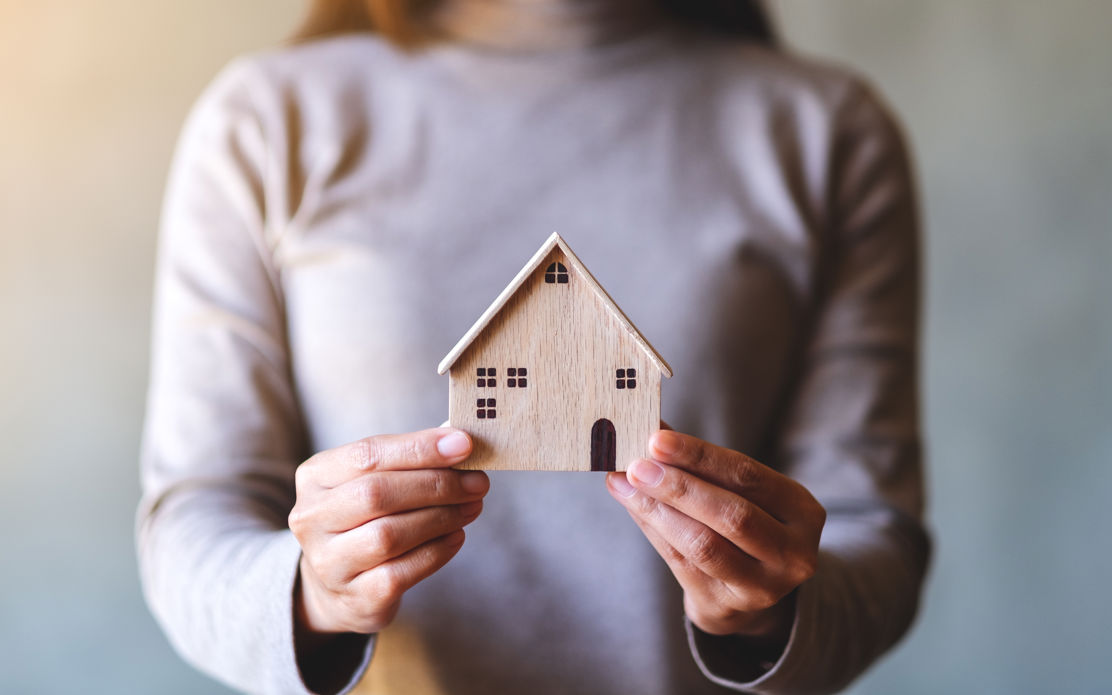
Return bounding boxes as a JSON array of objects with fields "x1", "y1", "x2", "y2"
[{"x1": 289, "y1": 427, "x2": 488, "y2": 637}]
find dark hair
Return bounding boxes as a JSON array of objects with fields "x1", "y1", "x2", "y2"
[
  {"x1": 295, "y1": 0, "x2": 775, "y2": 47},
  {"x1": 657, "y1": 0, "x2": 776, "y2": 45}
]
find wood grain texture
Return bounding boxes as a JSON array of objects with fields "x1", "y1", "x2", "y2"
[{"x1": 445, "y1": 240, "x2": 665, "y2": 471}]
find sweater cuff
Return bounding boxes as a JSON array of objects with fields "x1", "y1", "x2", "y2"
[
  {"x1": 685, "y1": 577, "x2": 819, "y2": 694},
  {"x1": 272, "y1": 532, "x2": 377, "y2": 694}
]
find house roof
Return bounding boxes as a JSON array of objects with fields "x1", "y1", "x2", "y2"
[{"x1": 437, "y1": 232, "x2": 673, "y2": 378}]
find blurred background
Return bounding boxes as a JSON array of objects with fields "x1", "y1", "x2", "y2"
[{"x1": 1, "y1": 1, "x2": 1109, "y2": 693}]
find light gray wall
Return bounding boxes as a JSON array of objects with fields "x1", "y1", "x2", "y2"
[{"x1": 1, "y1": 2, "x2": 1108, "y2": 693}]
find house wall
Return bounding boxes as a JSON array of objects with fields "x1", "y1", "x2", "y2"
[{"x1": 449, "y1": 248, "x2": 660, "y2": 471}]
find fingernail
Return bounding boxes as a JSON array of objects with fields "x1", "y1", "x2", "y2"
[
  {"x1": 437, "y1": 431, "x2": 471, "y2": 459},
  {"x1": 629, "y1": 459, "x2": 665, "y2": 487},
  {"x1": 608, "y1": 473, "x2": 637, "y2": 498},
  {"x1": 460, "y1": 471, "x2": 488, "y2": 494},
  {"x1": 459, "y1": 500, "x2": 483, "y2": 517},
  {"x1": 651, "y1": 431, "x2": 680, "y2": 458}
]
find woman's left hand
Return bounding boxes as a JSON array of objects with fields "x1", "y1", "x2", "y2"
[{"x1": 606, "y1": 430, "x2": 826, "y2": 640}]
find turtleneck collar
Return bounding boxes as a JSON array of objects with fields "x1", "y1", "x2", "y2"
[{"x1": 426, "y1": 0, "x2": 668, "y2": 53}]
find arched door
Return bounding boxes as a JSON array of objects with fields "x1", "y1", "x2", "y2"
[{"x1": 590, "y1": 418, "x2": 616, "y2": 472}]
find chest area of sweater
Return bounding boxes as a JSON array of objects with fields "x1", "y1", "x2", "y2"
[{"x1": 271, "y1": 93, "x2": 817, "y2": 450}]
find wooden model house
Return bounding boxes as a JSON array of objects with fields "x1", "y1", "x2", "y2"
[{"x1": 438, "y1": 233, "x2": 672, "y2": 471}]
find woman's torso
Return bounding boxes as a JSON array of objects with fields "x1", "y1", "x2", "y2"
[{"x1": 246, "y1": 31, "x2": 852, "y2": 693}]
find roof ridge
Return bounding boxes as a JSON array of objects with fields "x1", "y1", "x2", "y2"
[{"x1": 437, "y1": 233, "x2": 672, "y2": 378}]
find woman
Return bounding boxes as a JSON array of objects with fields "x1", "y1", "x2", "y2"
[{"x1": 138, "y1": 1, "x2": 929, "y2": 693}]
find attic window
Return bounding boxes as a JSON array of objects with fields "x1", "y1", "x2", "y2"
[
  {"x1": 544, "y1": 262, "x2": 569, "y2": 284},
  {"x1": 507, "y1": 367, "x2": 528, "y2": 388},
  {"x1": 477, "y1": 367, "x2": 496, "y2": 388},
  {"x1": 616, "y1": 368, "x2": 637, "y2": 390},
  {"x1": 476, "y1": 398, "x2": 496, "y2": 419}
]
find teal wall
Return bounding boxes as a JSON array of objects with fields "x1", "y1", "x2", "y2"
[
  {"x1": 776, "y1": 2, "x2": 1112, "y2": 693},
  {"x1": 1, "y1": 2, "x2": 1109, "y2": 692}
]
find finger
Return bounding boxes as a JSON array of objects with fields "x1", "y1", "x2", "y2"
[
  {"x1": 324, "y1": 502, "x2": 483, "y2": 581},
  {"x1": 608, "y1": 474, "x2": 790, "y2": 616},
  {"x1": 625, "y1": 459, "x2": 790, "y2": 565},
  {"x1": 307, "y1": 428, "x2": 474, "y2": 488},
  {"x1": 314, "y1": 468, "x2": 490, "y2": 533},
  {"x1": 351, "y1": 529, "x2": 467, "y2": 604},
  {"x1": 607, "y1": 472, "x2": 762, "y2": 585},
  {"x1": 623, "y1": 495, "x2": 719, "y2": 591},
  {"x1": 647, "y1": 430, "x2": 803, "y2": 521}
]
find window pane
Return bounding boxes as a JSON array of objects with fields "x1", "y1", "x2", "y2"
[
  {"x1": 489, "y1": 367, "x2": 496, "y2": 376},
  {"x1": 507, "y1": 379, "x2": 516, "y2": 388},
  {"x1": 507, "y1": 368, "x2": 516, "y2": 377},
  {"x1": 545, "y1": 274, "x2": 555, "y2": 283},
  {"x1": 616, "y1": 369, "x2": 625, "y2": 378},
  {"x1": 627, "y1": 368, "x2": 636, "y2": 378},
  {"x1": 489, "y1": 378, "x2": 496, "y2": 387},
  {"x1": 628, "y1": 379, "x2": 636, "y2": 389},
  {"x1": 519, "y1": 367, "x2": 527, "y2": 376},
  {"x1": 477, "y1": 410, "x2": 486, "y2": 419},
  {"x1": 477, "y1": 378, "x2": 486, "y2": 387},
  {"x1": 617, "y1": 380, "x2": 625, "y2": 389},
  {"x1": 476, "y1": 398, "x2": 485, "y2": 407},
  {"x1": 487, "y1": 409, "x2": 496, "y2": 419},
  {"x1": 477, "y1": 367, "x2": 486, "y2": 376},
  {"x1": 519, "y1": 378, "x2": 527, "y2": 387},
  {"x1": 557, "y1": 274, "x2": 568, "y2": 283},
  {"x1": 488, "y1": 398, "x2": 496, "y2": 407}
]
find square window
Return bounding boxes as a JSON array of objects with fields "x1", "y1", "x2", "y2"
[
  {"x1": 519, "y1": 378, "x2": 527, "y2": 387},
  {"x1": 508, "y1": 368, "x2": 517, "y2": 377},
  {"x1": 477, "y1": 368, "x2": 486, "y2": 376},
  {"x1": 519, "y1": 367, "x2": 527, "y2": 376},
  {"x1": 627, "y1": 368, "x2": 636, "y2": 378},
  {"x1": 477, "y1": 409, "x2": 486, "y2": 419},
  {"x1": 488, "y1": 367, "x2": 496, "y2": 376},
  {"x1": 476, "y1": 398, "x2": 486, "y2": 407},
  {"x1": 477, "y1": 378, "x2": 486, "y2": 387},
  {"x1": 617, "y1": 380, "x2": 625, "y2": 389},
  {"x1": 507, "y1": 378, "x2": 516, "y2": 388},
  {"x1": 487, "y1": 409, "x2": 496, "y2": 419},
  {"x1": 488, "y1": 398, "x2": 496, "y2": 408},
  {"x1": 616, "y1": 369, "x2": 626, "y2": 378},
  {"x1": 628, "y1": 379, "x2": 637, "y2": 389},
  {"x1": 488, "y1": 378, "x2": 497, "y2": 387}
]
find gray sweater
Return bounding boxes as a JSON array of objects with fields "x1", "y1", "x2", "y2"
[{"x1": 138, "y1": 27, "x2": 928, "y2": 695}]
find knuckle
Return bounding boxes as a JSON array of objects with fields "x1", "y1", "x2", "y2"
[
  {"x1": 788, "y1": 553, "x2": 818, "y2": 585},
  {"x1": 354, "y1": 478, "x2": 386, "y2": 512},
  {"x1": 351, "y1": 437, "x2": 376, "y2": 471},
  {"x1": 293, "y1": 462, "x2": 311, "y2": 491},
  {"x1": 687, "y1": 530, "x2": 720, "y2": 568},
  {"x1": 314, "y1": 553, "x2": 347, "y2": 589},
  {"x1": 670, "y1": 472, "x2": 694, "y2": 501},
  {"x1": 399, "y1": 436, "x2": 426, "y2": 466},
  {"x1": 287, "y1": 506, "x2": 309, "y2": 535},
  {"x1": 733, "y1": 460, "x2": 760, "y2": 490},
  {"x1": 372, "y1": 567, "x2": 405, "y2": 603},
  {"x1": 368, "y1": 521, "x2": 399, "y2": 557},
  {"x1": 428, "y1": 471, "x2": 450, "y2": 500},
  {"x1": 745, "y1": 587, "x2": 780, "y2": 612},
  {"x1": 632, "y1": 492, "x2": 658, "y2": 517},
  {"x1": 723, "y1": 501, "x2": 755, "y2": 536}
]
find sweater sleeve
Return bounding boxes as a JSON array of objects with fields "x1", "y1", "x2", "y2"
[
  {"x1": 688, "y1": 80, "x2": 931, "y2": 694},
  {"x1": 136, "y1": 60, "x2": 373, "y2": 694}
]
